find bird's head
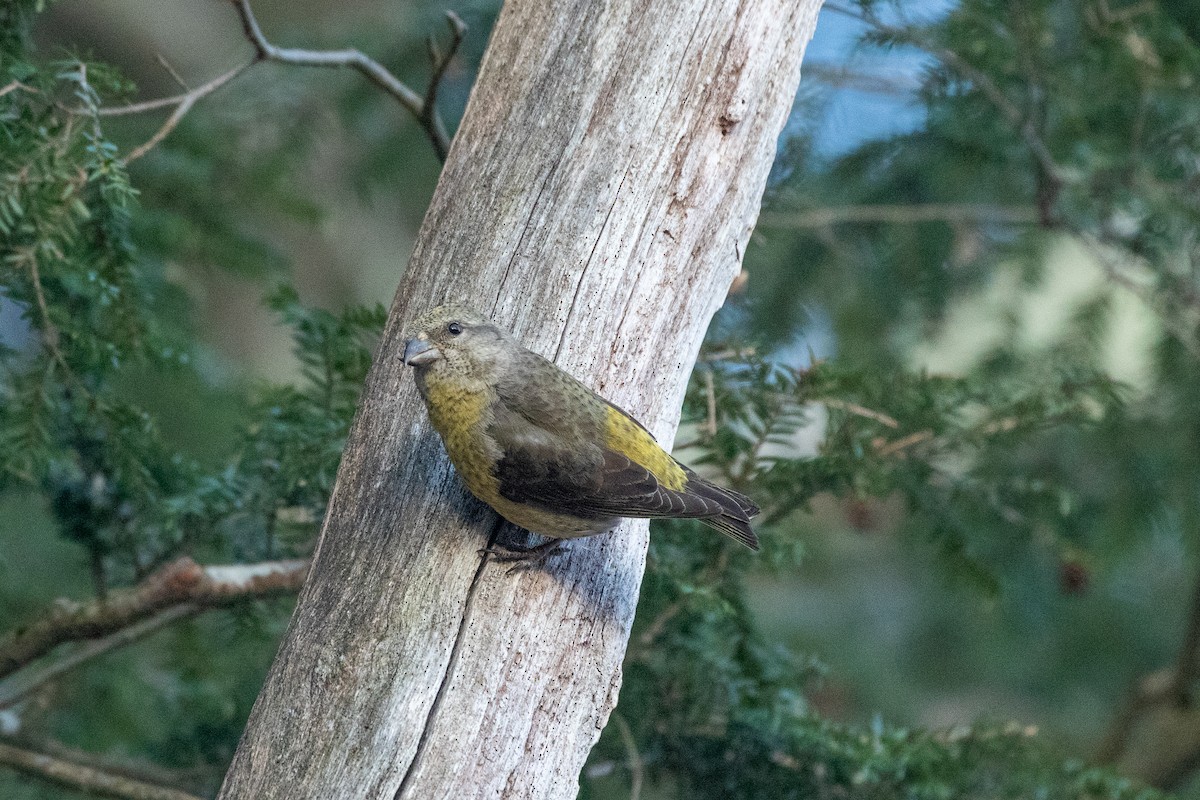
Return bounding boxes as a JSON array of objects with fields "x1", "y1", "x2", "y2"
[{"x1": 402, "y1": 304, "x2": 511, "y2": 384}]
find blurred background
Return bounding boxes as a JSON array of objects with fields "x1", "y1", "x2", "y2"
[{"x1": 4, "y1": 0, "x2": 1200, "y2": 797}]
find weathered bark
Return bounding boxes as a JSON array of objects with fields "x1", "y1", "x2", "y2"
[{"x1": 217, "y1": 0, "x2": 820, "y2": 797}]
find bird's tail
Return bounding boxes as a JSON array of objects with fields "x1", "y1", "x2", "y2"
[
  {"x1": 690, "y1": 478, "x2": 760, "y2": 551},
  {"x1": 700, "y1": 513, "x2": 760, "y2": 551}
]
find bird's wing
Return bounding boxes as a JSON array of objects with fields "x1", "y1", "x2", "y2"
[
  {"x1": 489, "y1": 350, "x2": 758, "y2": 547},
  {"x1": 488, "y1": 395, "x2": 735, "y2": 523},
  {"x1": 493, "y1": 437, "x2": 729, "y2": 523},
  {"x1": 490, "y1": 380, "x2": 760, "y2": 548},
  {"x1": 487, "y1": 400, "x2": 607, "y2": 509}
]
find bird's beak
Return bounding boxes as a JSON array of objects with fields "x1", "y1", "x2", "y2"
[{"x1": 402, "y1": 338, "x2": 441, "y2": 366}]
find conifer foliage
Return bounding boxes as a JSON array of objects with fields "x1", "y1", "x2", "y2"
[{"x1": 2, "y1": 0, "x2": 1198, "y2": 797}]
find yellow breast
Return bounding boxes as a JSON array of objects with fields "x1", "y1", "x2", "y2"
[{"x1": 421, "y1": 379, "x2": 503, "y2": 502}]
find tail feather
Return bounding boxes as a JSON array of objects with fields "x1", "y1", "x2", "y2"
[
  {"x1": 687, "y1": 476, "x2": 761, "y2": 551},
  {"x1": 700, "y1": 513, "x2": 760, "y2": 551}
]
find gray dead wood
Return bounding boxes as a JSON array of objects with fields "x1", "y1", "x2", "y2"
[{"x1": 217, "y1": 0, "x2": 821, "y2": 797}]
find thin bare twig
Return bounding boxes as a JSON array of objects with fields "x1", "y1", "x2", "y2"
[
  {"x1": 873, "y1": 429, "x2": 934, "y2": 458},
  {"x1": 802, "y1": 61, "x2": 918, "y2": 95},
  {"x1": 0, "y1": 606, "x2": 195, "y2": 709},
  {"x1": 232, "y1": 0, "x2": 419, "y2": 111},
  {"x1": 26, "y1": 256, "x2": 68, "y2": 373},
  {"x1": 824, "y1": 2, "x2": 1070, "y2": 190},
  {"x1": 636, "y1": 600, "x2": 684, "y2": 647},
  {"x1": 0, "y1": 557, "x2": 308, "y2": 682},
  {"x1": 1096, "y1": 568, "x2": 1200, "y2": 765},
  {"x1": 1077, "y1": 234, "x2": 1200, "y2": 359},
  {"x1": 0, "y1": 80, "x2": 37, "y2": 98},
  {"x1": 154, "y1": 54, "x2": 190, "y2": 92},
  {"x1": 421, "y1": 11, "x2": 467, "y2": 152},
  {"x1": 231, "y1": 0, "x2": 460, "y2": 161},
  {"x1": 759, "y1": 204, "x2": 1039, "y2": 230},
  {"x1": 22, "y1": 254, "x2": 97, "y2": 399},
  {"x1": 0, "y1": 741, "x2": 202, "y2": 800},
  {"x1": 821, "y1": 398, "x2": 900, "y2": 429},
  {"x1": 107, "y1": 1, "x2": 464, "y2": 162},
  {"x1": 27, "y1": 738, "x2": 207, "y2": 797},
  {"x1": 99, "y1": 60, "x2": 248, "y2": 118},
  {"x1": 703, "y1": 369, "x2": 718, "y2": 439},
  {"x1": 610, "y1": 713, "x2": 644, "y2": 800},
  {"x1": 122, "y1": 63, "x2": 252, "y2": 163},
  {"x1": 700, "y1": 346, "x2": 757, "y2": 362}
]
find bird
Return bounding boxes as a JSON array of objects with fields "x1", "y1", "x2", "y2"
[{"x1": 401, "y1": 303, "x2": 760, "y2": 558}]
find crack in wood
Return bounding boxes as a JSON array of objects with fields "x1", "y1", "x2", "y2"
[
  {"x1": 495, "y1": 153, "x2": 565, "y2": 313},
  {"x1": 555, "y1": 168, "x2": 631, "y2": 361},
  {"x1": 391, "y1": 517, "x2": 507, "y2": 800}
]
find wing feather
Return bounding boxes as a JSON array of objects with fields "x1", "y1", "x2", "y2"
[{"x1": 488, "y1": 368, "x2": 759, "y2": 550}]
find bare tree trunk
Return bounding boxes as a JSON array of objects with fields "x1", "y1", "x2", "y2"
[{"x1": 217, "y1": 0, "x2": 820, "y2": 797}]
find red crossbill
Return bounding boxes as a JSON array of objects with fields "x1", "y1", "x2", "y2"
[{"x1": 402, "y1": 304, "x2": 759, "y2": 553}]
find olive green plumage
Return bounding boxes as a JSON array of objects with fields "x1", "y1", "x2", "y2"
[{"x1": 401, "y1": 304, "x2": 759, "y2": 550}]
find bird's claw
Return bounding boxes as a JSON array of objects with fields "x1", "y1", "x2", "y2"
[{"x1": 479, "y1": 539, "x2": 564, "y2": 573}]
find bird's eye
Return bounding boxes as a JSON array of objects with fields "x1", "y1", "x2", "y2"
[{"x1": 447, "y1": 322, "x2": 463, "y2": 336}]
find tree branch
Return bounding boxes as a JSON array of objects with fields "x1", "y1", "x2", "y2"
[
  {"x1": 802, "y1": 61, "x2": 918, "y2": 95},
  {"x1": 758, "y1": 203, "x2": 1038, "y2": 229},
  {"x1": 154, "y1": 54, "x2": 191, "y2": 92},
  {"x1": 0, "y1": 605, "x2": 196, "y2": 709},
  {"x1": 824, "y1": 2, "x2": 1071, "y2": 192},
  {"x1": 230, "y1": 0, "x2": 459, "y2": 161},
  {"x1": 120, "y1": 63, "x2": 253, "y2": 163},
  {"x1": 13, "y1": 737, "x2": 208, "y2": 797},
  {"x1": 821, "y1": 398, "x2": 901, "y2": 429},
  {"x1": 106, "y1": 1, "x2": 465, "y2": 163},
  {"x1": 0, "y1": 741, "x2": 203, "y2": 800},
  {"x1": 0, "y1": 80, "x2": 39, "y2": 99},
  {"x1": 420, "y1": 11, "x2": 467, "y2": 152},
  {"x1": 1096, "y1": 567, "x2": 1200, "y2": 768},
  {"x1": 100, "y1": 62, "x2": 250, "y2": 118},
  {"x1": 26, "y1": 254, "x2": 72, "y2": 379},
  {"x1": 1077, "y1": 233, "x2": 1200, "y2": 360},
  {"x1": 213, "y1": 0, "x2": 819, "y2": 793},
  {"x1": 0, "y1": 557, "x2": 308, "y2": 682},
  {"x1": 610, "y1": 713, "x2": 644, "y2": 800}
]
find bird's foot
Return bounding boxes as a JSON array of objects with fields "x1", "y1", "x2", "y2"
[{"x1": 479, "y1": 538, "x2": 564, "y2": 572}]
